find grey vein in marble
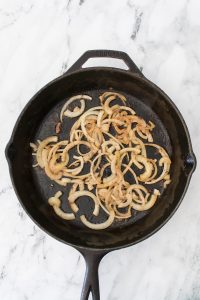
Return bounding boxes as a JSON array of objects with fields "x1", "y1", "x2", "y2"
[{"x1": 0, "y1": 0, "x2": 200, "y2": 299}]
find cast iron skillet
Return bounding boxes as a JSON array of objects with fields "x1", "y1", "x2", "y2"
[{"x1": 5, "y1": 50, "x2": 196, "y2": 300}]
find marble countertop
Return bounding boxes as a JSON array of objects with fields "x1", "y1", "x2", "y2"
[{"x1": 0, "y1": 0, "x2": 200, "y2": 299}]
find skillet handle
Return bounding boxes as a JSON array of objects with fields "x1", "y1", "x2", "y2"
[
  {"x1": 66, "y1": 50, "x2": 143, "y2": 76},
  {"x1": 79, "y1": 250, "x2": 107, "y2": 300}
]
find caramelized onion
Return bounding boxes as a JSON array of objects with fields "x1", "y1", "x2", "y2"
[
  {"x1": 48, "y1": 192, "x2": 75, "y2": 220},
  {"x1": 60, "y1": 94, "x2": 92, "y2": 121},
  {"x1": 31, "y1": 91, "x2": 171, "y2": 230},
  {"x1": 80, "y1": 210, "x2": 115, "y2": 230}
]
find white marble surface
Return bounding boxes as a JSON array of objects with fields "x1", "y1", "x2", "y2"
[{"x1": 0, "y1": 0, "x2": 200, "y2": 299}]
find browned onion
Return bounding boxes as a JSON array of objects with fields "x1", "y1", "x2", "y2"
[{"x1": 31, "y1": 91, "x2": 171, "y2": 230}]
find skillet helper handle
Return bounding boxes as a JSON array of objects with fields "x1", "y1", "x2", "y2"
[
  {"x1": 80, "y1": 250, "x2": 106, "y2": 300},
  {"x1": 66, "y1": 49, "x2": 143, "y2": 76}
]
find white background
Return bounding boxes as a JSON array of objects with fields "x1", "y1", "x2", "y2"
[{"x1": 0, "y1": 0, "x2": 200, "y2": 299}]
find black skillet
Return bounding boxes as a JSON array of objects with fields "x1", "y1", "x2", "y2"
[{"x1": 5, "y1": 50, "x2": 196, "y2": 300}]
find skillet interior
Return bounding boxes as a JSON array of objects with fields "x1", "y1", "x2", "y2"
[{"x1": 7, "y1": 68, "x2": 194, "y2": 249}]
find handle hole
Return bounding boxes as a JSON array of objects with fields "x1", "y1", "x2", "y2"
[{"x1": 82, "y1": 57, "x2": 129, "y2": 70}]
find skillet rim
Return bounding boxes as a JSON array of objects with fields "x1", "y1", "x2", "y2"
[{"x1": 5, "y1": 67, "x2": 196, "y2": 251}]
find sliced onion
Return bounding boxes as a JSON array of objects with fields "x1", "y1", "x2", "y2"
[
  {"x1": 30, "y1": 142, "x2": 37, "y2": 152},
  {"x1": 60, "y1": 94, "x2": 92, "y2": 121},
  {"x1": 36, "y1": 136, "x2": 58, "y2": 168},
  {"x1": 131, "y1": 189, "x2": 160, "y2": 211},
  {"x1": 80, "y1": 210, "x2": 115, "y2": 230},
  {"x1": 68, "y1": 191, "x2": 99, "y2": 216},
  {"x1": 31, "y1": 91, "x2": 171, "y2": 229},
  {"x1": 64, "y1": 156, "x2": 84, "y2": 175},
  {"x1": 100, "y1": 92, "x2": 126, "y2": 103},
  {"x1": 48, "y1": 192, "x2": 75, "y2": 220},
  {"x1": 43, "y1": 149, "x2": 62, "y2": 180},
  {"x1": 47, "y1": 140, "x2": 69, "y2": 162},
  {"x1": 135, "y1": 155, "x2": 153, "y2": 182},
  {"x1": 53, "y1": 207, "x2": 75, "y2": 220}
]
